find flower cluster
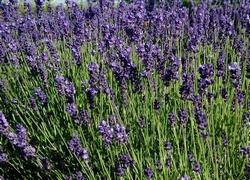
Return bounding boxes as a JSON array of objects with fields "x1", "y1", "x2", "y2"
[
  {"x1": 98, "y1": 120, "x2": 128, "y2": 145},
  {"x1": 68, "y1": 136, "x2": 89, "y2": 162}
]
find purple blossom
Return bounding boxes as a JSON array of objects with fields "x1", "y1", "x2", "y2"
[
  {"x1": 179, "y1": 73, "x2": 194, "y2": 101},
  {"x1": 217, "y1": 51, "x2": 225, "y2": 77},
  {"x1": 23, "y1": 145, "x2": 36, "y2": 157},
  {"x1": 115, "y1": 154, "x2": 133, "y2": 176},
  {"x1": 15, "y1": 124, "x2": 28, "y2": 148},
  {"x1": 178, "y1": 109, "x2": 189, "y2": 126},
  {"x1": 194, "y1": 107, "x2": 208, "y2": 131},
  {"x1": 198, "y1": 64, "x2": 214, "y2": 79},
  {"x1": 34, "y1": 87, "x2": 47, "y2": 106},
  {"x1": 164, "y1": 140, "x2": 173, "y2": 151},
  {"x1": 113, "y1": 123, "x2": 128, "y2": 144},
  {"x1": 228, "y1": 63, "x2": 241, "y2": 89},
  {"x1": 168, "y1": 112, "x2": 177, "y2": 127},
  {"x1": 166, "y1": 157, "x2": 172, "y2": 169},
  {"x1": 240, "y1": 147, "x2": 250, "y2": 155},
  {"x1": 78, "y1": 109, "x2": 90, "y2": 126},
  {"x1": 192, "y1": 161, "x2": 202, "y2": 174},
  {"x1": 221, "y1": 87, "x2": 228, "y2": 100},
  {"x1": 153, "y1": 100, "x2": 160, "y2": 110},
  {"x1": 98, "y1": 120, "x2": 114, "y2": 145},
  {"x1": 0, "y1": 153, "x2": 8, "y2": 163},
  {"x1": 55, "y1": 75, "x2": 76, "y2": 102},
  {"x1": 0, "y1": 112, "x2": 9, "y2": 133},
  {"x1": 66, "y1": 103, "x2": 78, "y2": 120},
  {"x1": 41, "y1": 158, "x2": 52, "y2": 170},
  {"x1": 68, "y1": 136, "x2": 89, "y2": 161},
  {"x1": 144, "y1": 167, "x2": 154, "y2": 180},
  {"x1": 86, "y1": 87, "x2": 98, "y2": 109},
  {"x1": 6, "y1": 132, "x2": 18, "y2": 146},
  {"x1": 75, "y1": 171, "x2": 84, "y2": 180}
]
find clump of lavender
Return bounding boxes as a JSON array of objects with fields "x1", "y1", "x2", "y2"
[
  {"x1": 86, "y1": 87, "x2": 98, "y2": 109},
  {"x1": 232, "y1": 89, "x2": 245, "y2": 110},
  {"x1": 68, "y1": 136, "x2": 89, "y2": 162},
  {"x1": 15, "y1": 124, "x2": 36, "y2": 157},
  {"x1": 78, "y1": 109, "x2": 90, "y2": 126},
  {"x1": 0, "y1": 113, "x2": 35, "y2": 157},
  {"x1": 115, "y1": 154, "x2": 133, "y2": 176},
  {"x1": 75, "y1": 171, "x2": 84, "y2": 180},
  {"x1": 162, "y1": 55, "x2": 180, "y2": 86}
]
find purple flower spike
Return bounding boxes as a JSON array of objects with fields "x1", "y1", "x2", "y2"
[
  {"x1": 23, "y1": 145, "x2": 36, "y2": 157},
  {"x1": 115, "y1": 154, "x2": 133, "y2": 176},
  {"x1": 228, "y1": 63, "x2": 241, "y2": 89},
  {"x1": 34, "y1": 88, "x2": 47, "y2": 106},
  {"x1": 192, "y1": 161, "x2": 202, "y2": 174},
  {"x1": 15, "y1": 124, "x2": 28, "y2": 148},
  {"x1": 98, "y1": 120, "x2": 114, "y2": 145},
  {"x1": 68, "y1": 136, "x2": 89, "y2": 162},
  {"x1": 55, "y1": 75, "x2": 76, "y2": 102},
  {"x1": 240, "y1": 147, "x2": 250, "y2": 155},
  {"x1": 0, "y1": 112, "x2": 9, "y2": 133},
  {"x1": 113, "y1": 123, "x2": 128, "y2": 144},
  {"x1": 0, "y1": 153, "x2": 8, "y2": 163},
  {"x1": 168, "y1": 112, "x2": 177, "y2": 127},
  {"x1": 144, "y1": 167, "x2": 154, "y2": 180},
  {"x1": 178, "y1": 109, "x2": 189, "y2": 127},
  {"x1": 164, "y1": 140, "x2": 173, "y2": 151}
]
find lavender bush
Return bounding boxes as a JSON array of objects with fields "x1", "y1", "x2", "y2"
[{"x1": 0, "y1": 0, "x2": 249, "y2": 179}]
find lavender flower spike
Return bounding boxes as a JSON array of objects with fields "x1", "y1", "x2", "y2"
[{"x1": 0, "y1": 112, "x2": 9, "y2": 133}]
